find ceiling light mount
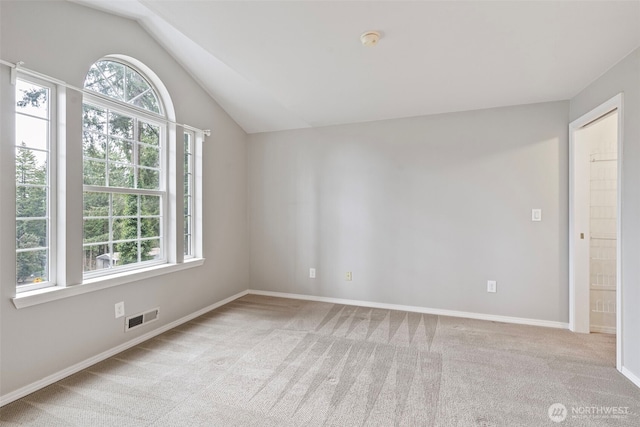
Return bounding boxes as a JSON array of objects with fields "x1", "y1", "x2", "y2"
[{"x1": 360, "y1": 31, "x2": 381, "y2": 47}]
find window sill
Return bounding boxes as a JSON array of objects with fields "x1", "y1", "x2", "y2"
[{"x1": 12, "y1": 258, "x2": 205, "y2": 309}]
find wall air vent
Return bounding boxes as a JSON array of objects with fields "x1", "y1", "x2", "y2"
[{"x1": 125, "y1": 308, "x2": 160, "y2": 332}]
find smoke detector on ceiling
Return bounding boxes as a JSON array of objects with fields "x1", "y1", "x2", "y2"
[{"x1": 360, "y1": 31, "x2": 381, "y2": 47}]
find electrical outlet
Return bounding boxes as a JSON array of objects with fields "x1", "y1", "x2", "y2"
[
  {"x1": 346, "y1": 271, "x2": 353, "y2": 281},
  {"x1": 487, "y1": 280, "x2": 497, "y2": 293},
  {"x1": 115, "y1": 301, "x2": 125, "y2": 318},
  {"x1": 309, "y1": 268, "x2": 316, "y2": 278}
]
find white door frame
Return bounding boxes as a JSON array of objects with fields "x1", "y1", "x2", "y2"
[{"x1": 569, "y1": 93, "x2": 623, "y2": 371}]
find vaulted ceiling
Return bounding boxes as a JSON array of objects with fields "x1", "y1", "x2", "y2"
[{"x1": 72, "y1": 1, "x2": 640, "y2": 134}]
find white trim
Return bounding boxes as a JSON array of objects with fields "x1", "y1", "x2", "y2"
[
  {"x1": 194, "y1": 131, "x2": 203, "y2": 259},
  {"x1": 183, "y1": 129, "x2": 195, "y2": 259},
  {"x1": 247, "y1": 290, "x2": 569, "y2": 329},
  {"x1": 590, "y1": 325, "x2": 616, "y2": 335},
  {"x1": 621, "y1": 367, "x2": 640, "y2": 389},
  {"x1": 0, "y1": 289, "x2": 248, "y2": 407},
  {"x1": 14, "y1": 74, "x2": 57, "y2": 293},
  {"x1": 12, "y1": 258, "x2": 205, "y2": 309},
  {"x1": 568, "y1": 93, "x2": 623, "y2": 372}
]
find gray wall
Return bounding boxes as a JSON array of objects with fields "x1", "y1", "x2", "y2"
[
  {"x1": 248, "y1": 101, "x2": 570, "y2": 322},
  {"x1": 570, "y1": 48, "x2": 640, "y2": 381},
  {"x1": 0, "y1": 1, "x2": 248, "y2": 395}
]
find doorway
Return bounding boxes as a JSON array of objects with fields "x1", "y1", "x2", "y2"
[{"x1": 569, "y1": 94, "x2": 622, "y2": 370}]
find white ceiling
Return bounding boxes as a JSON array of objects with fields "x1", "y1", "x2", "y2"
[{"x1": 72, "y1": 1, "x2": 640, "y2": 134}]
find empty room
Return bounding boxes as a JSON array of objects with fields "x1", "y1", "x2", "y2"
[{"x1": 1, "y1": 1, "x2": 640, "y2": 425}]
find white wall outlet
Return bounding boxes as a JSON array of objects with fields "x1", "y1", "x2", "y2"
[
  {"x1": 346, "y1": 271, "x2": 353, "y2": 281},
  {"x1": 487, "y1": 280, "x2": 497, "y2": 293},
  {"x1": 531, "y1": 209, "x2": 542, "y2": 221},
  {"x1": 309, "y1": 268, "x2": 316, "y2": 278},
  {"x1": 115, "y1": 301, "x2": 125, "y2": 319}
]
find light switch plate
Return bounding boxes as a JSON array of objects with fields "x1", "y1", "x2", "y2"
[
  {"x1": 532, "y1": 209, "x2": 542, "y2": 222},
  {"x1": 487, "y1": 280, "x2": 497, "y2": 293},
  {"x1": 309, "y1": 268, "x2": 316, "y2": 278}
]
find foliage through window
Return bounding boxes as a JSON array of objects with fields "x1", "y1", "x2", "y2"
[
  {"x1": 83, "y1": 61, "x2": 165, "y2": 276},
  {"x1": 12, "y1": 56, "x2": 202, "y2": 294},
  {"x1": 15, "y1": 79, "x2": 53, "y2": 290},
  {"x1": 84, "y1": 60, "x2": 161, "y2": 114}
]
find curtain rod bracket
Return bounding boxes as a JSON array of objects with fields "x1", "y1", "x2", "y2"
[{"x1": 10, "y1": 61, "x2": 23, "y2": 85}]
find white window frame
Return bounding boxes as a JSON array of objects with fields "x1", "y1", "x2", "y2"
[
  {"x1": 81, "y1": 94, "x2": 168, "y2": 279},
  {"x1": 9, "y1": 56, "x2": 206, "y2": 309},
  {"x1": 183, "y1": 129, "x2": 195, "y2": 259},
  {"x1": 15, "y1": 75, "x2": 57, "y2": 293}
]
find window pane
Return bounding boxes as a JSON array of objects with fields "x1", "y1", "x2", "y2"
[
  {"x1": 16, "y1": 115, "x2": 48, "y2": 150},
  {"x1": 15, "y1": 146, "x2": 47, "y2": 185},
  {"x1": 16, "y1": 80, "x2": 48, "y2": 118},
  {"x1": 84, "y1": 65, "x2": 118, "y2": 99},
  {"x1": 85, "y1": 61, "x2": 162, "y2": 114},
  {"x1": 108, "y1": 112, "x2": 133, "y2": 139},
  {"x1": 141, "y1": 217, "x2": 160, "y2": 239},
  {"x1": 16, "y1": 79, "x2": 50, "y2": 289},
  {"x1": 115, "y1": 241, "x2": 139, "y2": 266},
  {"x1": 183, "y1": 132, "x2": 193, "y2": 257},
  {"x1": 139, "y1": 145, "x2": 159, "y2": 168},
  {"x1": 84, "y1": 218, "x2": 109, "y2": 244},
  {"x1": 112, "y1": 193, "x2": 135, "y2": 217},
  {"x1": 83, "y1": 132, "x2": 107, "y2": 160},
  {"x1": 125, "y1": 67, "x2": 148, "y2": 102},
  {"x1": 136, "y1": 91, "x2": 160, "y2": 114},
  {"x1": 125, "y1": 68, "x2": 160, "y2": 114},
  {"x1": 16, "y1": 187, "x2": 47, "y2": 218},
  {"x1": 184, "y1": 154, "x2": 190, "y2": 175},
  {"x1": 141, "y1": 195, "x2": 160, "y2": 216},
  {"x1": 113, "y1": 217, "x2": 138, "y2": 241},
  {"x1": 17, "y1": 250, "x2": 48, "y2": 284},
  {"x1": 16, "y1": 219, "x2": 47, "y2": 249},
  {"x1": 184, "y1": 234, "x2": 191, "y2": 256},
  {"x1": 143, "y1": 239, "x2": 161, "y2": 262},
  {"x1": 138, "y1": 168, "x2": 159, "y2": 189},
  {"x1": 108, "y1": 138, "x2": 133, "y2": 164},
  {"x1": 139, "y1": 122, "x2": 160, "y2": 146},
  {"x1": 109, "y1": 164, "x2": 135, "y2": 188},
  {"x1": 84, "y1": 192, "x2": 109, "y2": 217},
  {"x1": 83, "y1": 160, "x2": 106, "y2": 186},
  {"x1": 97, "y1": 61, "x2": 125, "y2": 99},
  {"x1": 184, "y1": 217, "x2": 191, "y2": 238},
  {"x1": 85, "y1": 61, "x2": 124, "y2": 100},
  {"x1": 83, "y1": 105, "x2": 106, "y2": 133},
  {"x1": 83, "y1": 244, "x2": 111, "y2": 272}
]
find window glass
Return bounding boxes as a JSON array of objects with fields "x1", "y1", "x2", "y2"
[
  {"x1": 83, "y1": 60, "x2": 165, "y2": 277},
  {"x1": 183, "y1": 131, "x2": 194, "y2": 257},
  {"x1": 15, "y1": 79, "x2": 52, "y2": 289},
  {"x1": 84, "y1": 60, "x2": 161, "y2": 114}
]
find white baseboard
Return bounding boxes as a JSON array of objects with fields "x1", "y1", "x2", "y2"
[
  {"x1": 0, "y1": 290, "x2": 248, "y2": 407},
  {"x1": 590, "y1": 325, "x2": 616, "y2": 334},
  {"x1": 621, "y1": 367, "x2": 640, "y2": 389},
  {"x1": 248, "y1": 289, "x2": 569, "y2": 330}
]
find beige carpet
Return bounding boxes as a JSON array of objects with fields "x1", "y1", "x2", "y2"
[{"x1": 1, "y1": 294, "x2": 638, "y2": 426}]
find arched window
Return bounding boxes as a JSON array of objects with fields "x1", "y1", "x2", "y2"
[
  {"x1": 84, "y1": 60, "x2": 162, "y2": 114},
  {"x1": 12, "y1": 56, "x2": 202, "y2": 299},
  {"x1": 82, "y1": 59, "x2": 167, "y2": 276}
]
